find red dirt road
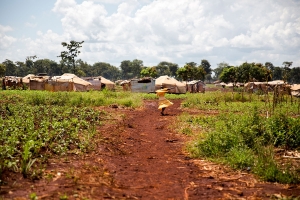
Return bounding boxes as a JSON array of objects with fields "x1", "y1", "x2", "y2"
[{"x1": 1, "y1": 100, "x2": 300, "y2": 199}]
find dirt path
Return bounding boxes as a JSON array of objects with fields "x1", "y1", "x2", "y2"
[{"x1": 1, "y1": 100, "x2": 300, "y2": 199}]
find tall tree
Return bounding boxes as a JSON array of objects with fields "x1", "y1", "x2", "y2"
[
  {"x1": 3, "y1": 59, "x2": 17, "y2": 76},
  {"x1": 156, "y1": 61, "x2": 178, "y2": 77},
  {"x1": 0, "y1": 63, "x2": 6, "y2": 77},
  {"x1": 120, "y1": 59, "x2": 143, "y2": 79},
  {"x1": 200, "y1": 59, "x2": 212, "y2": 74},
  {"x1": 282, "y1": 61, "x2": 293, "y2": 83},
  {"x1": 288, "y1": 67, "x2": 300, "y2": 84},
  {"x1": 58, "y1": 40, "x2": 84, "y2": 74},
  {"x1": 130, "y1": 59, "x2": 143, "y2": 78},
  {"x1": 272, "y1": 67, "x2": 283, "y2": 80},
  {"x1": 120, "y1": 60, "x2": 132, "y2": 79},
  {"x1": 219, "y1": 66, "x2": 237, "y2": 84},
  {"x1": 176, "y1": 63, "x2": 205, "y2": 81},
  {"x1": 140, "y1": 66, "x2": 157, "y2": 78},
  {"x1": 213, "y1": 62, "x2": 229, "y2": 80}
]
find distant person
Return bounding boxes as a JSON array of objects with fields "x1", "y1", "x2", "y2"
[{"x1": 156, "y1": 87, "x2": 173, "y2": 116}]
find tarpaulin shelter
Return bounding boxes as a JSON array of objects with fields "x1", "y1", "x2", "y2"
[
  {"x1": 130, "y1": 77, "x2": 155, "y2": 93},
  {"x1": 83, "y1": 77, "x2": 102, "y2": 90},
  {"x1": 29, "y1": 75, "x2": 50, "y2": 90},
  {"x1": 98, "y1": 76, "x2": 115, "y2": 90},
  {"x1": 244, "y1": 80, "x2": 285, "y2": 93},
  {"x1": 187, "y1": 80, "x2": 205, "y2": 93},
  {"x1": 155, "y1": 75, "x2": 186, "y2": 94},
  {"x1": 22, "y1": 74, "x2": 35, "y2": 86},
  {"x1": 291, "y1": 84, "x2": 300, "y2": 97},
  {"x1": 47, "y1": 73, "x2": 92, "y2": 92}
]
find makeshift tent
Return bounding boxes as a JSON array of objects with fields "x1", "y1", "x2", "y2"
[
  {"x1": 83, "y1": 77, "x2": 102, "y2": 90},
  {"x1": 46, "y1": 73, "x2": 92, "y2": 92},
  {"x1": 155, "y1": 75, "x2": 186, "y2": 94},
  {"x1": 244, "y1": 80, "x2": 285, "y2": 93},
  {"x1": 29, "y1": 75, "x2": 50, "y2": 90},
  {"x1": 22, "y1": 74, "x2": 35, "y2": 86},
  {"x1": 290, "y1": 84, "x2": 300, "y2": 97},
  {"x1": 130, "y1": 77, "x2": 155, "y2": 93},
  {"x1": 98, "y1": 76, "x2": 115, "y2": 90},
  {"x1": 120, "y1": 80, "x2": 131, "y2": 91},
  {"x1": 187, "y1": 80, "x2": 205, "y2": 93}
]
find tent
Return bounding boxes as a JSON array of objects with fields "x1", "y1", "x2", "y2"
[
  {"x1": 29, "y1": 75, "x2": 50, "y2": 90},
  {"x1": 47, "y1": 73, "x2": 92, "y2": 92},
  {"x1": 155, "y1": 75, "x2": 186, "y2": 94},
  {"x1": 187, "y1": 80, "x2": 205, "y2": 93},
  {"x1": 83, "y1": 77, "x2": 102, "y2": 90},
  {"x1": 99, "y1": 76, "x2": 115, "y2": 90},
  {"x1": 291, "y1": 84, "x2": 300, "y2": 97},
  {"x1": 130, "y1": 77, "x2": 155, "y2": 93},
  {"x1": 22, "y1": 74, "x2": 35, "y2": 86}
]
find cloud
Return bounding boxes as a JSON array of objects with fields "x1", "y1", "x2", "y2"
[
  {"x1": 0, "y1": 25, "x2": 16, "y2": 50},
  {"x1": 25, "y1": 22, "x2": 37, "y2": 28},
  {"x1": 1, "y1": 0, "x2": 300, "y2": 68}
]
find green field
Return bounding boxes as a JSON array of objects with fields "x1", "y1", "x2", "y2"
[{"x1": 0, "y1": 88, "x2": 300, "y2": 184}]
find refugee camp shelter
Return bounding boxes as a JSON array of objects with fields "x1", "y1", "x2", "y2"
[
  {"x1": 120, "y1": 80, "x2": 131, "y2": 91},
  {"x1": 244, "y1": 80, "x2": 285, "y2": 93},
  {"x1": 83, "y1": 77, "x2": 102, "y2": 90},
  {"x1": 99, "y1": 76, "x2": 115, "y2": 90},
  {"x1": 47, "y1": 73, "x2": 92, "y2": 92},
  {"x1": 130, "y1": 77, "x2": 155, "y2": 93},
  {"x1": 155, "y1": 75, "x2": 186, "y2": 94},
  {"x1": 22, "y1": 74, "x2": 35, "y2": 87},
  {"x1": 29, "y1": 75, "x2": 50, "y2": 90},
  {"x1": 187, "y1": 80, "x2": 206, "y2": 93},
  {"x1": 291, "y1": 84, "x2": 300, "y2": 97},
  {"x1": 2, "y1": 76, "x2": 23, "y2": 89}
]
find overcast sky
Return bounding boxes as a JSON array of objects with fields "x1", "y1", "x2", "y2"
[{"x1": 1, "y1": 0, "x2": 299, "y2": 69}]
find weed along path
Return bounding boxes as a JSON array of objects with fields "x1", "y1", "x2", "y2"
[{"x1": 1, "y1": 100, "x2": 300, "y2": 199}]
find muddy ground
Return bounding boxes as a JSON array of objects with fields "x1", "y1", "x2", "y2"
[{"x1": 1, "y1": 99, "x2": 300, "y2": 200}]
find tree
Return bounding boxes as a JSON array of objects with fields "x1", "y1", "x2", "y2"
[
  {"x1": 120, "y1": 59, "x2": 143, "y2": 79},
  {"x1": 288, "y1": 67, "x2": 300, "y2": 84},
  {"x1": 93, "y1": 62, "x2": 121, "y2": 81},
  {"x1": 156, "y1": 61, "x2": 178, "y2": 77},
  {"x1": 282, "y1": 61, "x2": 292, "y2": 83},
  {"x1": 219, "y1": 66, "x2": 237, "y2": 84},
  {"x1": 200, "y1": 59, "x2": 212, "y2": 74},
  {"x1": 130, "y1": 59, "x2": 143, "y2": 78},
  {"x1": 140, "y1": 67, "x2": 157, "y2": 78},
  {"x1": 176, "y1": 63, "x2": 206, "y2": 81},
  {"x1": 0, "y1": 63, "x2": 6, "y2": 77},
  {"x1": 58, "y1": 40, "x2": 84, "y2": 74},
  {"x1": 213, "y1": 62, "x2": 229, "y2": 80},
  {"x1": 25, "y1": 55, "x2": 37, "y2": 74},
  {"x1": 3, "y1": 59, "x2": 17, "y2": 76},
  {"x1": 273, "y1": 67, "x2": 283, "y2": 80}
]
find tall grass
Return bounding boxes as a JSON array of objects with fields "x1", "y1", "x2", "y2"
[{"x1": 178, "y1": 91, "x2": 300, "y2": 184}]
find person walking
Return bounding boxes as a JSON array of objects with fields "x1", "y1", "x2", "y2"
[{"x1": 156, "y1": 87, "x2": 173, "y2": 116}]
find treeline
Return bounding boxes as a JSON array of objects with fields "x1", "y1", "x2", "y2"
[
  {"x1": 216, "y1": 61, "x2": 300, "y2": 84},
  {"x1": 1, "y1": 57, "x2": 299, "y2": 83},
  {"x1": 0, "y1": 58, "x2": 212, "y2": 82}
]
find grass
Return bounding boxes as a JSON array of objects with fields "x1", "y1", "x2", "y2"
[
  {"x1": 1, "y1": 88, "x2": 300, "y2": 184},
  {"x1": 176, "y1": 90, "x2": 300, "y2": 184}
]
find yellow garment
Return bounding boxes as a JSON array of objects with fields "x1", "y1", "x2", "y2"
[{"x1": 156, "y1": 91, "x2": 173, "y2": 110}]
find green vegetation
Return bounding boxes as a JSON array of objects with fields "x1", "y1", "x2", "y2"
[
  {"x1": 1, "y1": 88, "x2": 300, "y2": 185},
  {"x1": 177, "y1": 91, "x2": 300, "y2": 184},
  {"x1": 0, "y1": 89, "x2": 150, "y2": 181}
]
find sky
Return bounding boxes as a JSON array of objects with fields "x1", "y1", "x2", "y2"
[{"x1": 0, "y1": 0, "x2": 300, "y2": 69}]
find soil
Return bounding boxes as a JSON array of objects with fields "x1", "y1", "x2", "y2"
[{"x1": 1, "y1": 99, "x2": 300, "y2": 200}]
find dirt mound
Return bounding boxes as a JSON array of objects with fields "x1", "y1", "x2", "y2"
[{"x1": 1, "y1": 100, "x2": 300, "y2": 199}]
